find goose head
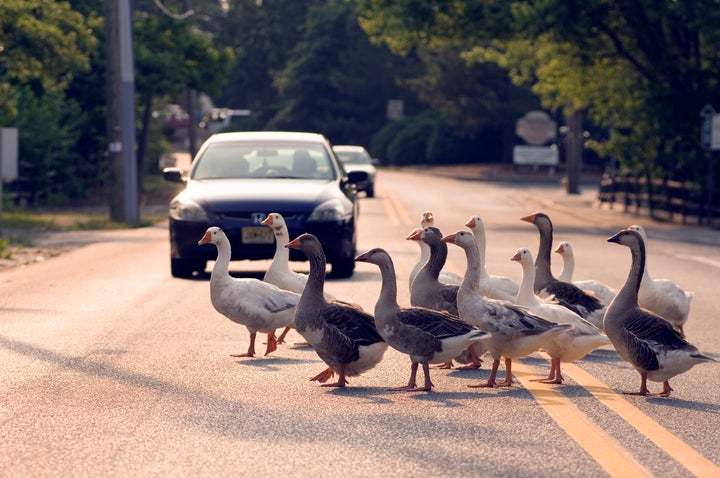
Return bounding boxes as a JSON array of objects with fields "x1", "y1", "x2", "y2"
[
  {"x1": 511, "y1": 248, "x2": 533, "y2": 265},
  {"x1": 198, "y1": 226, "x2": 225, "y2": 245}
]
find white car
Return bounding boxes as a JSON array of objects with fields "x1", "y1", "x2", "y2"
[{"x1": 333, "y1": 145, "x2": 378, "y2": 197}]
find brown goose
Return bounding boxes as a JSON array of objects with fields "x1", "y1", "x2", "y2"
[
  {"x1": 286, "y1": 233, "x2": 388, "y2": 387},
  {"x1": 604, "y1": 229, "x2": 714, "y2": 397},
  {"x1": 198, "y1": 227, "x2": 298, "y2": 357},
  {"x1": 445, "y1": 231, "x2": 572, "y2": 388},
  {"x1": 521, "y1": 212, "x2": 605, "y2": 328},
  {"x1": 355, "y1": 248, "x2": 490, "y2": 391}
]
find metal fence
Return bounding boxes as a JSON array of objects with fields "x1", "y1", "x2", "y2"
[{"x1": 597, "y1": 173, "x2": 719, "y2": 228}]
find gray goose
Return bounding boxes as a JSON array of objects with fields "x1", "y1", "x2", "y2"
[
  {"x1": 409, "y1": 226, "x2": 460, "y2": 316},
  {"x1": 285, "y1": 233, "x2": 388, "y2": 387},
  {"x1": 444, "y1": 231, "x2": 572, "y2": 388},
  {"x1": 521, "y1": 212, "x2": 605, "y2": 328},
  {"x1": 355, "y1": 248, "x2": 490, "y2": 391},
  {"x1": 409, "y1": 226, "x2": 481, "y2": 369},
  {"x1": 627, "y1": 224, "x2": 693, "y2": 336},
  {"x1": 604, "y1": 229, "x2": 714, "y2": 397}
]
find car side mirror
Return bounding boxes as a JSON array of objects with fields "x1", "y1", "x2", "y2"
[
  {"x1": 162, "y1": 167, "x2": 186, "y2": 183},
  {"x1": 346, "y1": 170, "x2": 369, "y2": 184}
]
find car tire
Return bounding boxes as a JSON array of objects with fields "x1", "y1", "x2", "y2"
[
  {"x1": 171, "y1": 258, "x2": 204, "y2": 278},
  {"x1": 366, "y1": 185, "x2": 375, "y2": 198},
  {"x1": 330, "y1": 257, "x2": 355, "y2": 278}
]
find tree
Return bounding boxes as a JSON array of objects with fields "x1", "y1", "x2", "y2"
[{"x1": 356, "y1": 0, "x2": 720, "y2": 182}]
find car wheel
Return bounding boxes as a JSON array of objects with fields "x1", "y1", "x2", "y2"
[
  {"x1": 330, "y1": 257, "x2": 355, "y2": 278},
  {"x1": 171, "y1": 258, "x2": 204, "y2": 278},
  {"x1": 366, "y1": 185, "x2": 375, "y2": 198}
]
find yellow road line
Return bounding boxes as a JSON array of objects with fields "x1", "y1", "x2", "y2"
[
  {"x1": 560, "y1": 360, "x2": 720, "y2": 478},
  {"x1": 512, "y1": 361, "x2": 653, "y2": 477},
  {"x1": 382, "y1": 190, "x2": 413, "y2": 227},
  {"x1": 381, "y1": 192, "x2": 401, "y2": 226}
]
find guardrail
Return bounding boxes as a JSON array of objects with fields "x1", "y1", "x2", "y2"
[{"x1": 597, "y1": 173, "x2": 719, "y2": 228}]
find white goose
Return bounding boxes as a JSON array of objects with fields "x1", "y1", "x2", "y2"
[
  {"x1": 554, "y1": 241, "x2": 617, "y2": 304},
  {"x1": 444, "y1": 231, "x2": 572, "y2": 388},
  {"x1": 521, "y1": 212, "x2": 606, "y2": 328},
  {"x1": 198, "y1": 227, "x2": 299, "y2": 357},
  {"x1": 604, "y1": 229, "x2": 714, "y2": 397},
  {"x1": 627, "y1": 225, "x2": 693, "y2": 335},
  {"x1": 407, "y1": 211, "x2": 462, "y2": 292},
  {"x1": 261, "y1": 212, "x2": 334, "y2": 344},
  {"x1": 286, "y1": 233, "x2": 388, "y2": 387},
  {"x1": 512, "y1": 247, "x2": 611, "y2": 384},
  {"x1": 355, "y1": 247, "x2": 489, "y2": 391},
  {"x1": 465, "y1": 214, "x2": 519, "y2": 301}
]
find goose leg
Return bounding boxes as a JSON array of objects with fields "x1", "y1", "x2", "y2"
[
  {"x1": 494, "y1": 358, "x2": 514, "y2": 387},
  {"x1": 625, "y1": 371, "x2": 653, "y2": 396},
  {"x1": 419, "y1": 361, "x2": 434, "y2": 391},
  {"x1": 457, "y1": 345, "x2": 484, "y2": 370},
  {"x1": 532, "y1": 358, "x2": 564, "y2": 384},
  {"x1": 230, "y1": 332, "x2": 256, "y2": 357},
  {"x1": 468, "y1": 358, "x2": 501, "y2": 388},
  {"x1": 321, "y1": 364, "x2": 348, "y2": 387},
  {"x1": 276, "y1": 327, "x2": 292, "y2": 344},
  {"x1": 263, "y1": 331, "x2": 278, "y2": 355},
  {"x1": 432, "y1": 360, "x2": 454, "y2": 369},
  {"x1": 390, "y1": 362, "x2": 419, "y2": 391}
]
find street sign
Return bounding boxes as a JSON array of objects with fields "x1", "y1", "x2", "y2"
[{"x1": 700, "y1": 104, "x2": 720, "y2": 151}]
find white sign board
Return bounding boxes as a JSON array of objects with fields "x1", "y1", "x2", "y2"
[
  {"x1": 516, "y1": 110, "x2": 556, "y2": 145},
  {"x1": 0, "y1": 127, "x2": 19, "y2": 181},
  {"x1": 712, "y1": 115, "x2": 720, "y2": 150},
  {"x1": 513, "y1": 145, "x2": 559, "y2": 166}
]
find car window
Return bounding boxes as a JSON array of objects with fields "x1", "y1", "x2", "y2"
[
  {"x1": 192, "y1": 142, "x2": 335, "y2": 180},
  {"x1": 336, "y1": 151, "x2": 371, "y2": 165}
]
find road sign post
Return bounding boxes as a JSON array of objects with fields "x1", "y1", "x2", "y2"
[{"x1": 700, "y1": 105, "x2": 718, "y2": 225}]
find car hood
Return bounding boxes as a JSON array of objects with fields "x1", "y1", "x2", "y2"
[{"x1": 184, "y1": 178, "x2": 344, "y2": 213}]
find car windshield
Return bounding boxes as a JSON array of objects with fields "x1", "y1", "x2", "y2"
[
  {"x1": 335, "y1": 151, "x2": 371, "y2": 165},
  {"x1": 192, "y1": 141, "x2": 335, "y2": 180}
]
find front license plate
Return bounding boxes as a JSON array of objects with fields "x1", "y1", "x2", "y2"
[{"x1": 242, "y1": 226, "x2": 274, "y2": 244}]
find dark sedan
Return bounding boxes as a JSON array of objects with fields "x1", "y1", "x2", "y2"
[{"x1": 162, "y1": 131, "x2": 367, "y2": 278}]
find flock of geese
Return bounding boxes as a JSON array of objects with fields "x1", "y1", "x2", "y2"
[{"x1": 196, "y1": 210, "x2": 715, "y2": 397}]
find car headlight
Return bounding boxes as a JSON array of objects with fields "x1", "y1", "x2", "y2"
[
  {"x1": 307, "y1": 198, "x2": 349, "y2": 222},
  {"x1": 169, "y1": 197, "x2": 209, "y2": 221}
]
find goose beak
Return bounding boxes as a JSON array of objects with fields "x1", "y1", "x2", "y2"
[
  {"x1": 554, "y1": 244, "x2": 564, "y2": 253},
  {"x1": 285, "y1": 237, "x2": 301, "y2": 249},
  {"x1": 441, "y1": 234, "x2": 456, "y2": 244},
  {"x1": 607, "y1": 231, "x2": 622, "y2": 244},
  {"x1": 354, "y1": 251, "x2": 369, "y2": 262},
  {"x1": 198, "y1": 231, "x2": 212, "y2": 245},
  {"x1": 406, "y1": 229, "x2": 422, "y2": 241},
  {"x1": 465, "y1": 218, "x2": 476, "y2": 228},
  {"x1": 261, "y1": 215, "x2": 273, "y2": 226},
  {"x1": 511, "y1": 252, "x2": 522, "y2": 262},
  {"x1": 520, "y1": 213, "x2": 537, "y2": 223}
]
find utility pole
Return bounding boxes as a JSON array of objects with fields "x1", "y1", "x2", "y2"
[
  {"x1": 565, "y1": 110, "x2": 582, "y2": 195},
  {"x1": 105, "y1": 0, "x2": 138, "y2": 224},
  {"x1": 184, "y1": 0, "x2": 198, "y2": 158}
]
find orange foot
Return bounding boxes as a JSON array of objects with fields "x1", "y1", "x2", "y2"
[{"x1": 310, "y1": 367, "x2": 335, "y2": 383}]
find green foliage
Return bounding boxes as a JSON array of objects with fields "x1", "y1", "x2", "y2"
[{"x1": 14, "y1": 87, "x2": 86, "y2": 205}]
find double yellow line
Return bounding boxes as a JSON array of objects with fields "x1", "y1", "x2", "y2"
[{"x1": 382, "y1": 189, "x2": 719, "y2": 477}]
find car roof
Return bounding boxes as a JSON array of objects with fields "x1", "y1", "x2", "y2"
[{"x1": 207, "y1": 131, "x2": 329, "y2": 144}]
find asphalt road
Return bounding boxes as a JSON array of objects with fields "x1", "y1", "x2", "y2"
[{"x1": 1, "y1": 169, "x2": 718, "y2": 477}]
